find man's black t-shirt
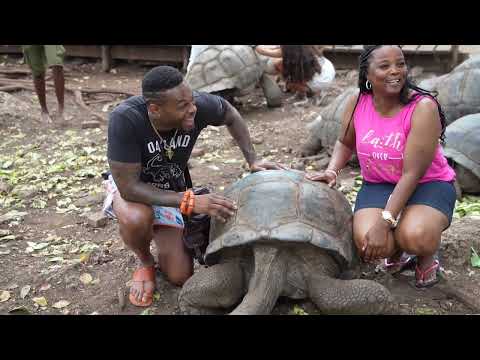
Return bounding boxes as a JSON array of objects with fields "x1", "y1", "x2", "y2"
[{"x1": 107, "y1": 91, "x2": 228, "y2": 191}]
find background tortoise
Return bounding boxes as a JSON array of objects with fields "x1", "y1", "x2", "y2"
[
  {"x1": 185, "y1": 45, "x2": 282, "y2": 108},
  {"x1": 178, "y1": 170, "x2": 393, "y2": 315},
  {"x1": 443, "y1": 113, "x2": 480, "y2": 197},
  {"x1": 300, "y1": 87, "x2": 359, "y2": 160},
  {"x1": 418, "y1": 56, "x2": 480, "y2": 125}
]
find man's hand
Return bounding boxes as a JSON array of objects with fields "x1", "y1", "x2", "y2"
[
  {"x1": 194, "y1": 193, "x2": 237, "y2": 223},
  {"x1": 249, "y1": 159, "x2": 286, "y2": 172}
]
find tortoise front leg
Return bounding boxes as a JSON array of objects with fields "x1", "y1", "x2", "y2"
[
  {"x1": 178, "y1": 260, "x2": 246, "y2": 315},
  {"x1": 307, "y1": 273, "x2": 395, "y2": 315}
]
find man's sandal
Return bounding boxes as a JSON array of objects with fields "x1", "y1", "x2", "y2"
[
  {"x1": 128, "y1": 265, "x2": 156, "y2": 307},
  {"x1": 415, "y1": 259, "x2": 440, "y2": 289}
]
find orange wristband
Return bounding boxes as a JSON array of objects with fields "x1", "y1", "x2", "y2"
[
  {"x1": 180, "y1": 190, "x2": 192, "y2": 215},
  {"x1": 186, "y1": 193, "x2": 195, "y2": 216}
]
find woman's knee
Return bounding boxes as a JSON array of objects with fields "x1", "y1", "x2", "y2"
[{"x1": 396, "y1": 225, "x2": 439, "y2": 255}]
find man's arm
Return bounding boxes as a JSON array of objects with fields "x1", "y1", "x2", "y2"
[
  {"x1": 221, "y1": 101, "x2": 283, "y2": 171},
  {"x1": 222, "y1": 102, "x2": 256, "y2": 166},
  {"x1": 109, "y1": 159, "x2": 237, "y2": 222},
  {"x1": 109, "y1": 160, "x2": 183, "y2": 207}
]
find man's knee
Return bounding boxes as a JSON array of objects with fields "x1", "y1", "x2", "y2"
[
  {"x1": 166, "y1": 267, "x2": 193, "y2": 287},
  {"x1": 118, "y1": 205, "x2": 154, "y2": 233}
]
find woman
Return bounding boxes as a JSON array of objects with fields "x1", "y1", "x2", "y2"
[
  {"x1": 255, "y1": 45, "x2": 336, "y2": 100},
  {"x1": 306, "y1": 45, "x2": 456, "y2": 288}
]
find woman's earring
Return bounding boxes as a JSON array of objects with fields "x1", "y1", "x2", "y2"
[{"x1": 366, "y1": 80, "x2": 372, "y2": 90}]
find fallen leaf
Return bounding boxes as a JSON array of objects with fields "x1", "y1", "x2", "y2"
[
  {"x1": 8, "y1": 306, "x2": 30, "y2": 315},
  {"x1": 0, "y1": 210, "x2": 28, "y2": 224},
  {"x1": 79, "y1": 273, "x2": 93, "y2": 285},
  {"x1": 0, "y1": 229, "x2": 11, "y2": 236},
  {"x1": 20, "y1": 285, "x2": 31, "y2": 299},
  {"x1": 153, "y1": 292, "x2": 160, "y2": 301},
  {"x1": 0, "y1": 235, "x2": 16, "y2": 242},
  {"x1": 48, "y1": 257, "x2": 64, "y2": 263},
  {"x1": 79, "y1": 253, "x2": 90, "y2": 263},
  {"x1": 140, "y1": 308, "x2": 155, "y2": 315},
  {"x1": 0, "y1": 290, "x2": 11, "y2": 302},
  {"x1": 32, "y1": 297, "x2": 48, "y2": 307},
  {"x1": 471, "y1": 247, "x2": 480, "y2": 268},
  {"x1": 52, "y1": 300, "x2": 70, "y2": 309},
  {"x1": 39, "y1": 284, "x2": 51, "y2": 292},
  {"x1": 292, "y1": 305, "x2": 308, "y2": 315}
]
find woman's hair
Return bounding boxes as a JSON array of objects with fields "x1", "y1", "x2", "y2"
[
  {"x1": 280, "y1": 45, "x2": 322, "y2": 84},
  {"x1": 344, "y1": 45, "x2": 447, "y2": 143}
]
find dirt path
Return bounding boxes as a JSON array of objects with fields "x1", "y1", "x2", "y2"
[{"x1": 0, "y1": 57, "x2": 479, "y2": 315}]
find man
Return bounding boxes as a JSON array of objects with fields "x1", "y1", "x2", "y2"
[
  {"x1": 22, "y1": 45, "x2": 66, "y2": 123},
  {"x1": 105, "y1": 65, "x2": 281, "y2": 307}
]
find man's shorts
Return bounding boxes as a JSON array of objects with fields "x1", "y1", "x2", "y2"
[
  {"x1": 22, "y1": 45, "x2": 65, "y2": 77},
  {"x1": 102, "y1": 175, "x2": 185, "y2": 229}
]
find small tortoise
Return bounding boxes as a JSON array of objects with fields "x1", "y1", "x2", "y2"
[
  {"x1": 185, "y1": 45, "x2": 282, "y2": 107},
  {"x1": 179, "y1": 170, "x2": 393, "y2": 315},
  {"x1": 443, "y1": 113, "x2": 480, "y2": 196}
]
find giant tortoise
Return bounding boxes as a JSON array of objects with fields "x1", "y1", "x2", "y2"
[
  {"x1": 185, "y1": 45, "x2": 282, "y2": 108},
  {"x1": 179, "y1": 170, "x2": 393, "y2": 315},
  {"x1": 443, "y1": 113, "x2": 480, "y2": 196},
  {"x1": 418, "y1": 56, "x2": 480, "y2": 125},
  {"x1": 300, "y1": 87, "x2": 359, "y2": 158}
]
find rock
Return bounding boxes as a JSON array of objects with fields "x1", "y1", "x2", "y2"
[
  {"x1": 81, "y1": 120, "x2": 101, "y2": 129},
  {"x1": 0, "y1": 180, "x2": 12, "y2": 194},
  {"x1": 291, "y1": 161, "x2": 306, "y2": 171},
  {"x1": 338, "y1": 178, "x2": 356, "y2": 193},
  {"x1": 12, "y1": 188, "x2": 37, "y2": 199},
  {"x1": 86, "y1": 211, "x2": 108, "y2": 228},
  {"x1": 313, "y1": 157, "x2": 330, "y2": 170},
  {"x1": 187, "y1": 159, "x2": 200, "y2": 169},
  {"x1": 191, "y1": 148, "x2": 205, "y2": 158},
  {"x1": 252, "y1": 136, "x2": 264, "y2": 145},
  {"x1": 0, "y1": 92, "x2": 37, "y2": 125},
  {"x1": 74, "y1": 193, "x2": 104, "y2": 207}
]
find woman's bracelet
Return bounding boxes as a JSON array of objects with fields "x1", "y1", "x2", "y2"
[{"x1": 325, "y1": 168, "x2": 341, "y2": 178}]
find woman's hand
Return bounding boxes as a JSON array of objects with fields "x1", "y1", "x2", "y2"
[
  {"x1": 362, "y1": 219, "x2": 392, "y2": 262},
  {"x1": 305, "y1": 170, "x2": 337, "y2": 187}
]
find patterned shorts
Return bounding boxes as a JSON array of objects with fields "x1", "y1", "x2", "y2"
[{"x1": 102, "y1": 175, "x2": 185, "y2": 229}]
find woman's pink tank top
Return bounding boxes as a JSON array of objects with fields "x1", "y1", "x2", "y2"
[{"x1": 353, "y1": 93, "x2": 455, "y2": 184}]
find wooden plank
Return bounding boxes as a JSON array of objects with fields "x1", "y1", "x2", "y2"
[
  {"x1": 64, "y1": 45, "x2": 102, "y2": 58},
  {"x1": 110, "y1": 45, "x2": 186, "y2": 63},
  {"x1": 0, "y1": 45, "x2": 22, "y2": 53}
]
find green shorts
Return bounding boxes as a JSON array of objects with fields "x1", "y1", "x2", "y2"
[{"x1": 22, "y1": 45, "x2": 65, "y2": 77}]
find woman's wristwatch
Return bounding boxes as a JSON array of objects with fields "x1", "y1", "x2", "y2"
[{"x1": 381, "y1": 210, "x2": 398, "y2": 228}]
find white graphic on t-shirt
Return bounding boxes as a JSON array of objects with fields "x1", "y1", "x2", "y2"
[
  {"x1": 147, "y1": 135, "x2": 191, "y2": 154},
  {"x1": 143, "y1": 153, "x2": 183, "y2": 184},
  {"x1": 360, "y1": 130, "x2": 404, "y2": 152}
]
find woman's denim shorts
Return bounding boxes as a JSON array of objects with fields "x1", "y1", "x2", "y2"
[{"x1": 354, "y1": 180, "x2": 457, "y2": 227}]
